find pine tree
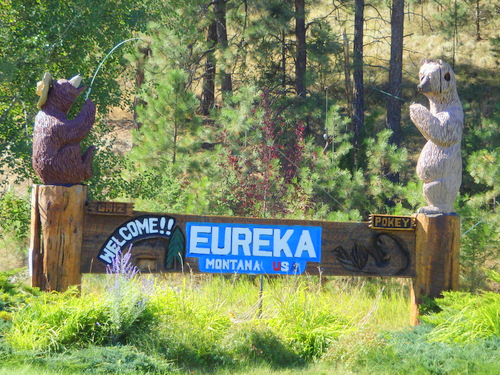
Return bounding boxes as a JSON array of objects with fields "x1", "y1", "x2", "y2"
[{"x1": 131, "y1": 69, "x2": 200, "y2": 172}]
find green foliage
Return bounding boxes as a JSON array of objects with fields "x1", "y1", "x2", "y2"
[
  {"x1": 123, "y1": 17, "x2": 211, "y2": 212},
  {"x1": 5, "y1": 261, "x2": 154, "y2": 351},
  {"x1": 131, "y1": 69, "x2": 201, "y2": 171},
  {"x1": 18, "y1": 346, "x2": 173, "y2": 375},
  {"x1": 485, "y1": 268, "x2": 500, "y2": 284},
  {"x1": 146, "y1": 284, "x2": 232, "y2": 367},
  {"x1": 5, "y1": 275, "x2": 499, "y2": 373},
  {"x1": 267, "y1": 282, "x2": 353, "y2": 360},
  {"x1": 121, "y1": 169, "x2": 189, "y2": 214},
  {"x1": 0, "y1": 269, "x2": 39, "y2": 333},
  {"x1": 105, "y1": 275, "x2": 154, "y2": 344},
  {"x1": 302, "y1": 118, "x2": 416, "y2": 218},
  {"x1": 432, "y1": 0, "x2": 471, "y2": 38},
  {"x1": 6, "y1": 288, "x2": 111, "y2": 351},
  {"x1": 224, "y1": 323, "x2": 305, "y2": 367},
  {"x1": 214, "y1": 87, "x2": 312, "y2": 218},
  {"x1": 459, "y1": 205, "x2": 500, "y2": 291},
  {"x1": 354, "y1": 325, "x2": 500, "y2": 375},
  {"x1": 457, "y1": 97, "x2": 500, "y2": 290},
  {"x1": 0, "y1": 190, "x2": 30, "y2": 243},
  {"x1": 420, "y1": 291, "x2": 500, "y2": 344},
  {"x1": 235, "y1": 0, "x2": 341, "y2": 92}
]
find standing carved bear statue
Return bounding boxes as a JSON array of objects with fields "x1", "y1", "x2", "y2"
[
  {"x1": 33, "y1": 73, "x2": 96, "y2": 185},
  {"x1": 409, "y1": 59, "x2": 463, "y2": 214}
]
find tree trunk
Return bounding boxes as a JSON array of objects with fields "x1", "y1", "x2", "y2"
[
  {"x1": 36, "y1": 185, "x2": 87, "y2": 292},
  {"x1": 476, "y1": 0, "x2": 482, "y2": 41},
  {"x1": 215, "y1": 0, "x2": 232, "y2": 97},
  {"x1": 282, "y1": 29, "x2": 287, "y2": 90},
  {"x1": 295, "y1": 0, "x2": 306, "y2": 99},
  {"x1": 133, "y1": 46, "x2": 151, "y2": 129},
  {"x1": 343, "y1": 29, "x2": 353, "y2": 119},
  {"x1": 352, "y1": 0, "x2": 365, "y2": 166},
  {"x1": 386, "y1": 0, "x2": 404, "y2": 148},
  {"x1": 386, "y1": 0, "x2": 404, "y2": 182},
  {"x1": 201, "y1": 20, "x2": 217, "y2": 115}
]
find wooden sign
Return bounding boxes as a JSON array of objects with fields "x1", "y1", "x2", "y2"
[
  {"x1": 81, "y1": 205, "x2": 416, "y2": 277},
  {"x1": 87, "y1": 201, "x2": 134, "y2": 216},
  {"x1": 369, "y1": 214, "x2": 415, "y2": 230},
  {"x1": 30, "y1": 185, "x2": 460, "y2": 327}
]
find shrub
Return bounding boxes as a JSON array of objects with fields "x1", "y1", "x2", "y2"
[
  {"x1": 6, "y1": 288, "x2": 111, "y2": 352},
  {"x1": 223, "y1": 322, "x2": 305, "y2": 368},
  {"x1": 267, "y1": 280, "x2": 354, "y2": 360},
  {"x1": 421, "y1": 291, "x2": 500, "y2": 344},
  {"x1": 148, "y1": 285, "x2": 232, "y2": 367},
  {"x1": 28, "y1": 345, "x2": 173, "y2": 374},
  {"x1": 104, "y1": 249, "x2": 155, "y2": 344},
  {"x1": 0, "y1": 190, "x2": 30, "y2": 244},
  {"x1": 354, "y1": 325, "x2": 500, "y2": 375}
]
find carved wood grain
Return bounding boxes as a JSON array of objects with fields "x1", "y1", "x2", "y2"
[{"x1": 81, "y1": 209, "x2": 416, "y2": 277}]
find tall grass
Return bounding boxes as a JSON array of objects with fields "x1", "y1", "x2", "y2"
[
  {"x1": 6, "y1": 287, "x2": 110, "y2": 351},
  {"x1": 421, "y1": 291, "x2": 500, "y2": 343},
  {"x1": 2, "y1": 271, "x2": 499, "y2": 374}
]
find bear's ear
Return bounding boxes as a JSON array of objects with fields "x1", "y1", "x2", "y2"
[
  {"x1": 444, "y1": 72, "x2": 451, "y2": 81},
  {"x1": 420, "y1": 58, "x2": 430, "y2": 66}
]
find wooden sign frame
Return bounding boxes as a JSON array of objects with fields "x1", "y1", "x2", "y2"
[
  {"x1": 81, "y1": 207, "x2": 416, "y2": 277},
  {"x1": 29, "y1": 184, "x2": 460, "y2": 326}
]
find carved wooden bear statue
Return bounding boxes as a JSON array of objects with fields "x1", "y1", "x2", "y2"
[
  {"x1": 410, "y1": 59, "x2": 463, "y2": 214},
  {"x1": 33, "y1": 73, "x2": 96, "y2": 185}
]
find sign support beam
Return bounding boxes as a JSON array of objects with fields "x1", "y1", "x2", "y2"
[
  {"x1": 410, "y1": 213, "x2": 460, "y2": 326},
  {"x1": 30, "y1": 184, "x2": 87, "y2": 292}
]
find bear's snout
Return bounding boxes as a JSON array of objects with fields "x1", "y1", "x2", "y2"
[{"x1": 417, "y1": 76, "x2": 431, "y2": 93}]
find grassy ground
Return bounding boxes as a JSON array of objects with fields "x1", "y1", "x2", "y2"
[{"x1": 1, "y1": 271, "x2": 499, "y2": 374}]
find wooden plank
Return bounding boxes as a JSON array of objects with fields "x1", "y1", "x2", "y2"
[
  {"x1": 38, "y1": 185, "x2": 87, "y2": 292},
  {"x1": 87, "y1": 201, "x2": 134, "y2": 216},
  {"x1": 81, "y1": 208, "x2": 416, "y2": 277},
  {"x1": 410, "y1": 213, "x2": 460, "y2": 326},
  {"x1": 369, "y1": 214, "x2": 415, "y2": 230},
  {"x1": 29, "y1": 185, "x2": 44, "y2": 289}
]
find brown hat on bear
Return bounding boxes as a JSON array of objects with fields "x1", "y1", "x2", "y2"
[{"x1": 36, "y1": 73, "x2": 52, "y2": 109}]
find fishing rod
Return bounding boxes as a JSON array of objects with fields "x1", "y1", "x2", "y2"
[{"x1": 85, "y1": 37, "x2": 144, "y2": 101}]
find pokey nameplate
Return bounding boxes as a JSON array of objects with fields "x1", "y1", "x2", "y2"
[{"x1": 369, "y1": 214, "x2": 415, "y2": 230}]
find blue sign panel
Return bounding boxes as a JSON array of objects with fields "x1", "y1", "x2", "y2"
[{"x1": 186, "y1": 222, "x2": 322, "y2": 275}]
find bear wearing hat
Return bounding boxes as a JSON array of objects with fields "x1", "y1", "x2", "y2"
[{"x1": 33, "y1": 73, "x2": 96, "y2": 185}]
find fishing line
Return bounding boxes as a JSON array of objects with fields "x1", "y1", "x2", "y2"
[{"x1": 85, "y1": 37, "x2": 144, "y2": 100}]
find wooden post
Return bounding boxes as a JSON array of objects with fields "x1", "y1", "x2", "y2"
[
  {"x1": 410, "y1": 213, "x2": 460, "y2": 326},
  {"x1": 32, "y1": 184, "x2": 87, "y2": 292},
  {"x1": 29, "y1": 185, "x2": 43, "y2": 287}
]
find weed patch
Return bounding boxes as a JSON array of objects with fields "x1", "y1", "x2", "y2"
[
  {"x1": 353, "y1": 325, "x2": 500, "y2": 375},
  {"x1": 421, "y1": 291, "x2": 500, "y2": 343}
]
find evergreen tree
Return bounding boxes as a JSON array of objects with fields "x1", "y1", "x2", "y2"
[
  {"x1": 131, "y1": 69, "x2": 200, "y2": 170},
  {"x1": 215, "y1": 87, "x2": 309, "y2": 218}
]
